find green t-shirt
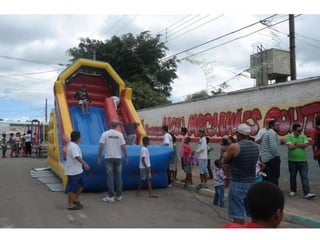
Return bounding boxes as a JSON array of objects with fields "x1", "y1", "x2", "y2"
[{"x1": 286, "y1": 133, "x2": 308, "y2": 162}]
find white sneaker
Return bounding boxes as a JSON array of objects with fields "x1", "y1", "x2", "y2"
[
  {"x1": 289, "y1": 192, "x2": 296, "y2": 197},
  {"x1": 304, "y1": 193, "x2": 316, "y2": 199},
  {"x1": 115, "y1": 196, "x2": 122, "y2": 202},
  {"x1": 102, "y1": 196, "x2": 115, "y2": 203}
]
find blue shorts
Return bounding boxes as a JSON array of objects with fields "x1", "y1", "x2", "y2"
[
  {"x1": 198, "y1": 159, "x2": 208, "y2": 174},
  {"x1": 66, "y1": 172, "x2": 86, "y2": 193},
  {"x1": 183, "y1": 163, "x2": 191, "y2": 173},
  {"x1": 228, "y1": 181, "x2": 254, "y2": 220},
  {"x1": 140, "y1": 168, "x2": 152, "y2": 181}
]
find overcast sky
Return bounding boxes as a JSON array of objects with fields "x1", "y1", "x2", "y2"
[{"x1": 0, "y1": 1, "x2": 319, "y2": 122}]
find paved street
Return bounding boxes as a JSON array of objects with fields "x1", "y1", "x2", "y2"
[{"x1": 0, "y1": 156, "x2": 306, "y2": 232}]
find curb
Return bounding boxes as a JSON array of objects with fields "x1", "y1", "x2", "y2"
[
  {"x1": 283, "y1": 212, "x2": 320, "y2": 228},
  {"x1": 173, "y1": 180, "x2": 320, "y2": 228}
]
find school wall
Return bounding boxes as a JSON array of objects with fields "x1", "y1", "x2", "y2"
[{"x1": 138, "y1": 76, "x2": 320, "y2": 143}]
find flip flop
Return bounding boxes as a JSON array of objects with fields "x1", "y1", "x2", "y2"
[
  {"x1": 73, "y1": 201, "x2": 83, "y2": 208},
  {"x1": 149, "y1": 195, "x2": 159, "y2": 198},
  {"x1": 67, "y1": 205, "x2": 82, "y2": 210}
]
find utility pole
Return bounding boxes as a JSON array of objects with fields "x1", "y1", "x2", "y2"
[
  {"x1": 93, "y1": 47, "x2": 96, "y2": 60},
  {"x1": 45, "y1": 98, "x2": 47, "y2": 123},
  {"x1": 289, "y1": 14, "x2": 297, "y2": 80}
]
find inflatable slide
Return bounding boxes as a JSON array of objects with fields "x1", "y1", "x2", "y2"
[{"x1": 47, "y1": 58, "x2": 173, "y2": 191}]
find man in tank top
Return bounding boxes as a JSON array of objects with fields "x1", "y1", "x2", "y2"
[{"x1": 223, "y1": 123, "x2": 260, "y2": 225}]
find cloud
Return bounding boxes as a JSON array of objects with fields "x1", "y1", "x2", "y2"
[{"x1": 0, "y1": 13, "x2": 320, "y2": 121}]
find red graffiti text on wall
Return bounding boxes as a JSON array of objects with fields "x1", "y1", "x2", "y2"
[{"x1": 142, "y1": 102, "x2": 320, "y2": 138}]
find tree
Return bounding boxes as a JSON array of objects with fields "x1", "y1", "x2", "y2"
[
  {"x1": 184, "y1": 90, "x2": 209, "y2": 101},
  {"x1": 67, "y1": 31, "x2": 178, "y2": 109}
]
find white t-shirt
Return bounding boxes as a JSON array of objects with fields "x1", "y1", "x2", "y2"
[
  {"x1": 111, "y1": 96, "x2": 120, "y2": 109},
  {"x1": 255, "y1": 128, "x2": 268, "y2": 143},
  {"x1": 99, "y1": 129, "x2": 126, "y2": 159},
  {"x1": 163, "y1": 132, "x2": 173, "y2": 148},
  {"x1": 65, "y1": 141, "x2": 83, "y2": 176},
  {"x1": 139, "y1": 146, "x2": 151, "y2": 169},
  {"x1": 195, "y1": 136, "x2": 208, "y2": 160},
  {"x1": 24, "y1": 133, "x2": 32, "y2": 143}
]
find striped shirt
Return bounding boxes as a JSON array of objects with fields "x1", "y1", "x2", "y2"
[
  {"x1": 260, "y1": 129, "x2": 280, "y2": 163},
  {"x1": 230, "y1": 140, "x2": 259, "y2": 183}
]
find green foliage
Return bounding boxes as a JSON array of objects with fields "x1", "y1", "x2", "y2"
[
  {"x1": 67, "y1": 31, "x2": 178, "y2": 109},
  {"x1": 210, "y1": 82, "x2": 228, "y2": 95},
  {"x1": 184, "y1": 90, "x2": 209, "y2": 101}
]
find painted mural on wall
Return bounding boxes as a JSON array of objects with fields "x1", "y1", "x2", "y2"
[{"x1": 138, "y1": 77, "x2": 320, "y2": 142}]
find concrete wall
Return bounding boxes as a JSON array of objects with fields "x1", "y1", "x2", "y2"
[{"x1": 138, "y1": 76, "x2": 320, "y2": 143}]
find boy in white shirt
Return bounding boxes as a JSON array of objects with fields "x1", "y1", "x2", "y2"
[
  {"x1": 136, "y1": 136, "x2": 158, "y2": 198},
  {"x1": 65, "y1": 130, "x2": 90, "y2": 210}
]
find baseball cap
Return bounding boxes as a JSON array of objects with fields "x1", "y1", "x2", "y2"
[
  {"x1": 198, "y1": 128, "x2": 206, "y2": 133},
  {"x1": 236, "y1": 123, "x2": 251, "y2": 136}
]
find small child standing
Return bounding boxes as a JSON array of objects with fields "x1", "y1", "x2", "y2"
[
  {"x1": 1, "y1": 134, "x2": 7, "y2": 158},
  {"x1": 169, "y1": 134, "x2": 179, "y2": 181},
  {"x1": 182, "y1": 137, "x2": 193, "y2": 187},
  {"x1": 8, "y1": 133, "x2": 16, "y2": 157},
  {"x1": 136, "y1": 136, "x2": 158, "y2": 198},
  {"x1": 256, "y1": 160, "x2": 266, "y2": 182},
  {"x1": 213, "y1": 159, "x2": 226, "y2": 207}
]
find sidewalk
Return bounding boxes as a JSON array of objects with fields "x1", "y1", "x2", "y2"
[{"x1": 173, "y1": 164, "x2": 320, "y2": 228}]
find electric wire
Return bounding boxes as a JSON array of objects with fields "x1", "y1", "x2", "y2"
[
  {"x1": 156, "y1": 14, "x2": 192, "y2": 35},
  {"x1": 166, "y1": 14, "x2": 201, "y2": 33},
  {"x1": 162, "y1": 14, "x2": 278, "y2": 61},
  {"x1": 178, "y1": 16, "x2": 288, "y2": 61},
  {"x1": 103, "y1": 15, "x2": 126, "y2": 35},
  {"x1": 0, "y1": 69, "x2": 63, "y2": 78},
  {"x1": 166, "y1": 14, "x2": 211, "y2": 40},
  {"x1": 166, "y1": 14, "x2": 224, "y2": 42},
  {"x1": 114, "y1": 15, "x2": 138, "y2": 35}
]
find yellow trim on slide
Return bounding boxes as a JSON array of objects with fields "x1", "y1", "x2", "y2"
[
  {"x1": 48, "y1": 58, "x2": 146, "y2": 189},
  {"x1": 46, "y1": 109, "x2": 68, "y2": 189},
  {"x1": 58, "y1": 58, "x2": 125, "y2": 94}
]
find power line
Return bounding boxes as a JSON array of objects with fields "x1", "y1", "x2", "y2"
[
  {"x1": 166, "y1": 14, "x2": 201, "y2": 33},
  {"x1": 157, "y1": 14, "x2": 192, "y2": 35},
  {"x1": 296, "y1": 32, "x2": 320, "y2": 44},
  {"x1": 0, "y1": 69, "x2": 63, "y2": 78},
  {"x1": 103, "y1": 15, "x2": 126, "y2": 35},
  {"x1": 178, "y1": 16, "x2": 288, "y2": 61},
  {"x1": 88, "y1": 15, "x2": 109, "y2": 39},
  {"x1": 258, "y1": 14, "x2": 320, "y2": 50},
  {"x1": 162, "y1": 14, "x2": 278, "y2": 61},
  {"x1": 0, "y1": 55, "x2": 60, "y2": 65},
  {"x1": 166, "y1": 14, "x2": 224, "y2": 42},
  {"x1": 166, "y1": 14, "x2": 211, "y2": 40},
  {"x1": 114, "y1": 15, "x2": 138, "y2": 35}
]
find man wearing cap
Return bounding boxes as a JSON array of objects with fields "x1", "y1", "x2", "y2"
[
  {"x1": 223, "y1": 123, "x2": 260, "y2": 224},
  {"x1": 194, "y1": 128, "x2": 208, "y2": 188}
]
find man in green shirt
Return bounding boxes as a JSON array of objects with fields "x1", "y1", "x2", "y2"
[{"x1": 286, "y1": 124, "x2": 315, "y2": 199}]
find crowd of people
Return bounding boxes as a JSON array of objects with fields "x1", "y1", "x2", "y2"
[
  {"x1": 63, "y1": 85, "x2": 320, "y2": 227},
  {"x1": 63, "y1": 114, "x2": 320, "y2": 229},
  {"x1": 1, "y1": 130, "x2": 41, "y2": 158}
]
